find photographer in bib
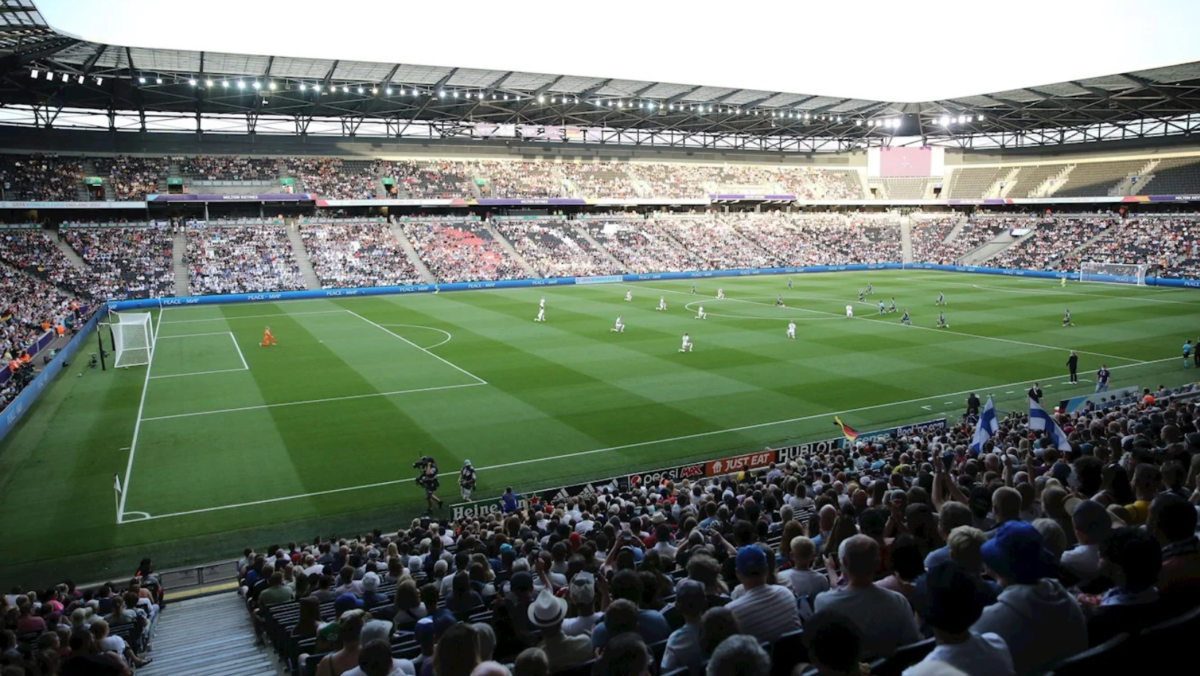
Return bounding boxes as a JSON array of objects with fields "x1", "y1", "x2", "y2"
[{"x1": 414, "y1": 455, "x2": 444, "y2": 513}]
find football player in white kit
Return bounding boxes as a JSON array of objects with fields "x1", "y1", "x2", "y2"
[
  {"x1": 539, "y1": 297, "x2": 546, "y2": 309},
  {"x1": 716, "y1": 288, "x2": 725, "y2": 299},
  {"x1": 611, "y1": 316, "x2": 625, "y2": 332},
  {"x1": 846, "y1": 304, "x2": 854, "y2": 318},
  {"x1": 787, "y1": 320, "x2": 796, "y2": 339},
  {"x1": 535, "y1": 307, "x2": 546, "y2": 322},
  {"x1": 656, "y1": 297, "x2": 667, "y2": 311},
  {"x1": 680, "y1": 333, "x2": 693, "y2": 352},
  {"x1": 695, "y1": 305, "x2": 706, "y2": 319},
  {"x1": 624, "y1": 290, "x2": 632, "y2": 302}
]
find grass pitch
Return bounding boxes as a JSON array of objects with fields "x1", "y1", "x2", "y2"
[{"x1": 2, "y1": 269, "x2": 1198, "y2": 584}]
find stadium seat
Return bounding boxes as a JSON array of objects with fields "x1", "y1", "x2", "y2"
[
  {"x1": 868, "y1": 637, "x2": 936, "y2": 676},
  {"x1": 1046, "y1": 633, "x2": 1131, "y2": 676},
  {"x1": 769, "y1": 628, "x2": 808, "y2": 676}
]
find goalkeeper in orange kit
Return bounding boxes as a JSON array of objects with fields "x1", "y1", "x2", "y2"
[{"x1": 260, "y1": 325, "x2": 276, "y2": 347}]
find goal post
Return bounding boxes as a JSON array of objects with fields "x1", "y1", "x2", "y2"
[
  {"x1": 1079, "y1": 262, "x2": 1146, "y2": 286},
  {"x1": 111, "y1": 312, "x2": 155, "y2": 369}
]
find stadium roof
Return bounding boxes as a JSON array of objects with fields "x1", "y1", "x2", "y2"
[{"x1": 3, "y1": 0, "x2": 1200, "y2": 151}]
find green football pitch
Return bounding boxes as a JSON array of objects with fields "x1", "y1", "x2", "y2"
[{"x1": 2, "y1": 269, "x2": 1198, "y2": 585}]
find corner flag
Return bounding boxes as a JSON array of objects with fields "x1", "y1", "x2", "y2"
[
  {"x1": 970, "y1": 396, "x2": 999, "y2": 453},
  {"x1": 1028, "y1": 396, "x2": 1071, "y2": 451},
  {"x1": 113, "y1": 473, "x2": 122, "y2": 494},
  {"x1": 833, "y1": 416, "x2": 860, "y2": 442}
]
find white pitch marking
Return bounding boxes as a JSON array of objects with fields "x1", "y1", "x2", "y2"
[
  {"x1": 638, "y1": 283, "x2": 1146, "y2": 364},
  {"x1": 157, "y1": 332, "x2": 239, "y2": 339},
  {"x1": 119, "y1": 356, "x2": 1178, "y2": 523},
  {"x1": 346, "y1": 310, "x2": 485, "y2": 384},
  {"x1": 377, "y1": 324, "x2": 454, "y2": 349},
  {"x1": 230, "y1": 331, "x2": 249, "y2": 370},
  {"x1": 116, "y1": 306, "x2": 163, "y2": 524},
  {"x1": 149, "y1": 367, "x2": 246, "y2": 380},
  {"x1": 159, "y1": 310, "x2": 350, "y2": 324},
  {"x1": 921, "y1": 405, "x2": 932, "y2": 410},
  {"x1": 139, "y1": 382, "x2": 486, "y2": 422}
]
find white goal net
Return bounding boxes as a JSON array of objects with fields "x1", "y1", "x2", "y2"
[
  {"x1": 1079, "y1": 262, "x2": 1146, "y2": 286},
  {"x1": 111, "y1": 313, "x2": 155, "y2": 368}
]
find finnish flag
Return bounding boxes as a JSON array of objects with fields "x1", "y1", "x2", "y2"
[
  {"x1": 970, "y1": 396, "x2": 999, "y2": 454},
  {"x1": 1028, "y1": 395, "x2": 1071, "y2": 451}
]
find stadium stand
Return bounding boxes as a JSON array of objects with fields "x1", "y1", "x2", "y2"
[
  {"x1": 92, "y1": 156, "x2": 169, "y2": 201},
  {"x1": 0, "y1": 154, "x2": 82, "y2": 201},
  {"x1": 567, "y1": 162, "x2": 636, "y2": 198},
  {"x1": 491, "y1": 218, "x2": 622, "y2": 278},
  {"x1": 62, "y1": 227, "x2": 175, "y2": 299},
  {"x1": 184, "y1": 380, "x2": 1200, "y2": 676},
  {"x1": 474, "y1": 160, "x2": 568, "y2": 199},
  {"x1": 186, "y1": 226, "x2": 306, "y2": 295},
  {"x1": 989, "y1": 216, "x2": 1116, "y2": 271},
  {"x1": 300, "y1": 221, "x2": 423, "y2": 288},
  {"x1": 177, "y1": 155, "x2": 278, "y2": 181},
  {"x1": 1054, "y1": 160, "x2": 1147, "y2": 198},
  {"x1": 944, "y1": 166, "x2": 1006, "y2": 199},
  {"x1": 1139, "y1": 156, "x2": 1200, "y2": 195},
  {"x1": 401, "y1": 218, "x2": 524, "y2": 283},
  {"x1": 0, "y1": 230, "x2": 100, "y2": 298},
  {"x1": 379, "y1": 160, "x2": 474, "y2": 199},
  {"x1": 285, "y1": 158, "x2": 378, "y2": 199},
  {"x1": 1002, "y1": 164, "x2": 1064, "y2": 198},
  {"x1": 1073, "y1": 216, "x2": 1200, "y2": 279},
  {"x1": 879, "y1": 178, "x2": 931, "y2": 200}
]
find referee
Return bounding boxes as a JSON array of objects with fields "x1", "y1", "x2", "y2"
[{"x1": 1066, "y1": 351, "x2": 1079, "y2": 384}]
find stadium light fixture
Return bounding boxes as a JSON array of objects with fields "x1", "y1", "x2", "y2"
[
  {"x1": 45, "y1": 70, "x2": 53, "y2": 81},
  {"x1": 837, "y1": 116, "x2": 843, "y2": 123},
  {"x1": 29, "y1": 69, "x2": 38, "y2": 79},
  {"x1": 189, "y1": 78, "x2": 197, "y2": 86},
  {"x1": 340, "y1": 85, "x2": 348, "y2": 93},
  {"x1": 78, "y1": 75, "x2": 84, "y2": 84},
  {"x1": 357, "y1": 86, "x2": 364, "y2": 94},
  {"x1": 299, "y1": 83, "x2": 307, "y2": 91},
  {"x1": 537, "y1": 94, "x2": 544, "y2": 103},
  {"x1": 977, "y1": 114, "x2": 984, "y2": 121},
  {"x1": 386, "y1": 87, "x2": 393, "y2": 95},
  {"x1": 237, "y1": 81, "x2": 245, "y2": 89},
  {"x1": 61, "y1": 72, "x2": 69, "y2": 82},
  {"x1": 438, "y1": 90, "x2": 445, "y2": 98},
  {"x1": 270, "y1": 82, "x2": 277, "y2": 91},
  {"x1": 222, "y1": 80, "x2": 229, "y2": 88},
  {"x1": 156, "y1": 77, "x2": 163, "y2": 84},
  {"x1": 206, "y1": 79, "x2": 214, "y2": 87},
  {"x1": 939, "y1": 115, "x2": 949, "y2": 126},
  {"x1": 95, "y1": 77, "x2": 103, "y2": 85},
  {"x1": 855, "y1": 119, "x2": 861, "y2": 126},
  {"x1": 452, "y1": 91, "x2": 458, "y2": 98},
  {"x1": 253, "y1": 82, "x2": 261, "y2": 90},
  {"x1": 138, "y1": 76, "x2": 146, "y2": 84}
]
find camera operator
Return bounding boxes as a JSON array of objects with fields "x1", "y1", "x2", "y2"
[{"x1": 414, "y1": 456, "x2": 444, "y2": 513}]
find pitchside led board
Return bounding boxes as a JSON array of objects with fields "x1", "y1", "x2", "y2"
[{"x1": 867, "y1": 146, "x2": 946, "y2": 178}]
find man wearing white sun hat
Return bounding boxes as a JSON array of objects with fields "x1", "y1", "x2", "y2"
[{"x1": 528, "y1": 589, "x2": 593, "y2": 672}]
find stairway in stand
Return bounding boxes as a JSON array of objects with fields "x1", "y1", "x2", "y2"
[
  {"x1": 173, "y1": 231, "x2": 190, "y2": 297},
  {"x1": 136, "y1": 594, "x2": 280, "y2": 676}
]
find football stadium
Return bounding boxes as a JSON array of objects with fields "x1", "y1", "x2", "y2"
[{"x1": 1, "y1": 0, "x2": 1199, "y2": 674}]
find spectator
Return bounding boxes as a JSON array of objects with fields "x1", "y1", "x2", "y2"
[
  {"x1": 590, "y1": 570, "x2": 670, "y2": 651},
  {"x1": 814, "y1": 535, "x2": 920, "y2": 659},
  {"x1": 780, "y1": 536, "x2": 830, "y2": 617},
  {"x1": 433, "y1": 622, "x2": 481, "y2": 676},
  {"x1": 907, "y1": 562, "x2": 1014, "y2": 676},
  {"x1": 61, "y1": 628, "x2": 130, "y2": 676},
  {"x1": 724, "y1": 545, "x2": 800, "y2": 643},
  {"x1": 801, "y1": 610, "x2": 865, "y2": 676},
  {"x1": 593, "y1": 632, "x2": 650, "y2": 676},
  {"x1": 1060, "y1": 500, "x2": 1112, "y2": 584},
  {"x1": 1082, "y1": 527, "x2": 1170, "y2": 646},
  {"x1": 315, "y1": 609, "x2": 366, "y2": 676},
  {"x1": 512, "y1": 647, "x2": 550, "y2": 676},
  {"x1": 526, "y1": 590, "x2": 593, "y2": 672},
  {"x1": 876, "y1": 535, "x2": 924, "y2": 602},
  {"x1": 924, "y1": 503, "x2": 974, "y2": 570},
  {"x1": 704, "y1": 634, "x2": 770, "y2": 676},
  {"x1": 698, "y1": 607, "x2": 740, "y2": 662},
  {"x1": 1152, "y1": 496, "x2": 1200, "y2": 605},
  {"x1": 562, "y1": 572, "x2": 602, "y2": 637},
  {"x1": 345, "y1": 637, "x2": 416, "y2": 676},
  {"x1": 258, "y1": 571, "x2": 295, "y2": 607},
  {"x1": 661, "y1": 579, "x2": 707, "y2": 674},
  {"x1": 973, "y1": 521, "x2": 1087, "y2": 676}
]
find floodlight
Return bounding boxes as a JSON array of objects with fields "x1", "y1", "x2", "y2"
[
  {"x1": 138, "y1": 76, "x2": 146, "y2": 84},
  {"x1": 29, "y1": 69, "x2": 38, "y2": 79},
  {"x1": 939, "y1": 116, "x2": 949, "y2": 126},
  {"x1": 95, "y1": 77, "x2": 103, "y2": 85},
  {"x1": 299, "y1": 83, "x2": 307, "y2": 91},
  {"x1": 156, "y1": 78, "x2": 163, "y2": 84},
  {"x1": 189, "y1": 79, "x2": 197, "y2": 86},
  {"x1": 538, "y1": 95, "x2": 544, "y2": 103},
  {"x1": 977, "y1": 114, "x2": 984, "y2": 121},
  {"x1": 45, "y1": 70, "x2": 53, "y2": 80},
  {"x1": 270, "y1": 82, "x2": 277, "y2": 91},
  {"x1": 357, "y1": 86, "x2": 364, "y2": 94},
  {"x1": 78, "y1": 75, "x2": 85, "y2": 84},
  {"x1": 222, "y1": 81, "x2": 229, "y2": 88},
  {"x1": 386, "y1": 87, "x2": 393, "y2": 95},
  {"x1": 855, "y1": 119, "x2": 861, "y2": 126},
  {"x1": 342, "y1": 85, "x2": 349, "y2": 93},
  {"x1": 207, "y1": 79, "x2": 214, "y2": 87},
  {"x1": 62, "y1": 73, "x2": 69, "y2": 82},
  {"x1": 452, "y1": 91, "x2": 458, "y2": 98},
  {"x1": 253, "y1": 82, "x2": 262, "y2": 90},
  {"x1": 439, "y1": 90, "x2": 445, "y2": 98},
  {"x1": 237, "y1": 81, "x2": 245, "y2": 89}
]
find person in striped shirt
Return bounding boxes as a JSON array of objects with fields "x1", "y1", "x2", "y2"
[{"x1": 724, "y1": 545, "x2": 800, "y2": 643}]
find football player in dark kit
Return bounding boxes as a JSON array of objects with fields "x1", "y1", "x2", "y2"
[
  {"x1": 415, "y1": 455, "x2": 444, "y2": 513},
  {"x1": 1066, "y1": 350, "x2": 1079, "y2": 384}
]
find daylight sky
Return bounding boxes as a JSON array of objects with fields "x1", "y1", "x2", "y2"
[{"x1": 36, "y1": 0, "x2": 1200, "y2": 102}]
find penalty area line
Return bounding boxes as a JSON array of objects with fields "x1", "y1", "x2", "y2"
[{"x1": 118, "y1": 356, "x2": 1176, "y2": 524}]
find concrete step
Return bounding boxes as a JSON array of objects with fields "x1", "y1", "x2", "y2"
[
  {"x1": 173, "y1": 232, "x2": 189, "y2": 297},
  {"x1": 50, "y1": 234, "x2": 88, "y2": 270},
  {"x1": 285, "y1": 225, "x2": 322, "y2": 290},
  {"x1": 136, "y1": 593, "x2": 279, "y2": 676},
  {"x1": 483, "y1": 221, "x2": 538, "y2": 277},
  {"x1": 389, "y1": 222, "x2": 436, "y2": 283},
  {"x1": 573, "y1": 223, "x2": 627, "y2": 272}
]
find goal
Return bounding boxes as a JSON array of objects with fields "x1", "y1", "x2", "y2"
[
  {"x1": 1079, "y1": 262, "x2": 1146, "y2": 286},
  {"x1": 111, "y1": 312, "x2": 155, "y2": 368}
]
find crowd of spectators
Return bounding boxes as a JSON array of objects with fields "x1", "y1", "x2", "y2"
[
  {"x1": 228, "y1": 383, "x2": 1200, "y2": 676},
  {"x1": 1072, "y1": 216, "x2": 1200, "y2": 279},
  {"x1": 287, "y1": 158, "x2": 378, "y2": 199},
  {"x1": 0, "y1": 155, "x2": 83, "y2": 202},
  {"x1": 178, "y1": 156, "x2": 278, "y2": 181},
  {"x1": 0, "y1": 266, "x2": 82, "y2": 413},
  {"x1": 655, "y1": 217, "x2": 779, "y2": 270},
  {"x1": 0, "y1": 231, "x2": 101, "y2": 298},
  {"x1": 474, "y1": 161, "x2": 567, "y2": 199},
  {"x1": 186, "y1": 226, "x2": 305, "y2": 295},
  {"x1": 1, "y1": 561, "x2": 164, "y2": 675},
  {"x1": 729, "y1": 212, "x2": 842, "y2": 265},
  {"x1": 62, "y1": 228, "x2": 174, "y2": 299},
  {"x1": 402, "y1": 220, "x2": 525, "y2": 283},
  {"x1": 990, "y1": 217, "x2": 1116, "y2": 272},
  {"x1": 492, "y1": 220, "x2": 622, "y2": 278},
  {"x1": 380, "y1": 161, "x2": 475, "y2": 200},
  {"x1": 568, "y1": 163, "x2": 638, "y2": 199},
  {"x1": 91, "y1": 157, "x2": 168, "y2": 201},
  {"x1": 300, "y1": 223, "x2": 423, "y2": 289},
  {"x1": 582, "y1": 218, "x2": 701, "y2": 274}
]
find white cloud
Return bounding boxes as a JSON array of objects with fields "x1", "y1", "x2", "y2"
[{"x1": 36, "y1": 0, "x2": 1200, "y2": 103}]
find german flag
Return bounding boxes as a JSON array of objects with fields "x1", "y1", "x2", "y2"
[{"x1": 833, "y1": 416, "x2": 860, "y2": 442}]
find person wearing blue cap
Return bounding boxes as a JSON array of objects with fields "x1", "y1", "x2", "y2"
[
  {"x1": 724, "y1": 544, "x2": 800, "y2": 644},
  {"x1": 972, "y1": 521, "x2": 1087, "y2": 676}
]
